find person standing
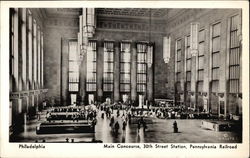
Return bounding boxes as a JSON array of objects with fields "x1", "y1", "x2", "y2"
[
  {"x1": 142, "y1": 120, "x2": 147, "y2": 132},
  {"x1": 42, "y1": 100, "x2": 46, "y2": 110},
  {"x1": 114, "y1": 121, "x2": 120, "y2": 135},
  {"x1": 122, "y1": 120, "x2": 127, "y2": 131},
  {"x1": 37, "y1": 111, "x2": 41, "y2": 121},
  {"x1": 173, "y1": 121, "x2": 178, "y2": 133},
  {"x1": 128, "y1": 112, "x2": 132, "y2": 124},
  {"x1": 110, "y1": 116, "x2": 114, "y2": 127},
  {"x1": 91, "y1": 117, "x2": 97, "y2": 132},
  {"x1": 101, "y1": 111, "x2": 105, "y2": 119},
  {"x1": 111, "y1": 105, "x2": 114, "y2": 113},
  {"x1": 117, "y1": 109, "x2": 120, "y2": 117},
  {"x1": 137, "y1": 119, "x2": 141, "y2": 133}
]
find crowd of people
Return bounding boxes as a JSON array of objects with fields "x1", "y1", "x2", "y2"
[
  {"x1": 44, "y1": 100, "x2": 213, "y2": 126},
  {"x1": 96, "y1": 102, "x2": 151, "y2": 135},
  {"x1": 153, "y1": 106, "x2": 211, "y2": 119},
  {"x1": 45, "y1": 106, "x2": 98, "y2": 123},
  {"x1": 42, "y1": 100, "x2": 212, "y2": 135}
]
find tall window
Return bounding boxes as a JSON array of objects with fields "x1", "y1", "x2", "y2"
[
  {"x1": 10, "y1": 8, "x2": 19, "y2": 91},
  {"x1": 10, "y1": 8, "x2": 15, "y2": 78},
  {"x1": 185, "y1": 36, "x2": 191, "y2": 92},
  {"x1": 37, "y1": 27, "x2": 41, "y2": 87},
  {"x1": 9, "y1": 8, "x2": 43, "y2": 92},
  {"x1": 229, "y1": 15, "x2": 241, "y2": 93},
  {"x1": 176, "y1": 39, "x2": 182, "y2": 92},
  {"x1": 86, "y1": 41, "x2": 97, "y2": 92},
  {"x1": 41, "y1": 32, "x2": 44, "y2": 88},
  {"x1": 136, "y1": 43, "x2": 147, "y2": 92},
  {"x1": 103, "y1": 42, "x2": 114, "y2": 92},
  {"x1": 198, "y1": 29, "x2": 205, "y2": 92},
  {"x1": 120, "y1": 42, "x2": 131, "y2": 92},
  {"x1": 68, "y1": 41, "x2": 79, "y2": 92},
  {"x1": 27, "y1": 10, "x2": 33, "y2": 85},
  {"x1": 33, "y1": 19, "x2": 37, "y2": 88},
  {"x1": 21, "y1": 9, "x2": 27, "y2": 87},
  {"x1": 211, "y1": 22, "x2": 221, "y2": 92}
]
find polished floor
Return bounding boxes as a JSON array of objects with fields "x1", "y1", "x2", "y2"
[{"x1": 11, "y1": 109, "x2": 242, "y2": 143}]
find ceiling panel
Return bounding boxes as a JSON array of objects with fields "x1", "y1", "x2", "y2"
[
  {"x1": 44, "y1": 8, "x2": 81, "y2": 18},
  {"x1": 43, "y1": 8, "x2": 170, "y2": 18},
  {"x1": 96, "y1": 8, "x2": 169, "y2": 18}
]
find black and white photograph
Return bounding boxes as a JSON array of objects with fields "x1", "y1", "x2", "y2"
[
  {"x1": 8, "y1": 7, "x2": 244, "y2": 143},
  {"x1": 0, "y1": 1, "x2": 249, "y2": 158}
]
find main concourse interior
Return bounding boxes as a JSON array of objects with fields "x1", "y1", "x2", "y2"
[{"x1": 9, "y1": 8, "x2": 242, "y2": 143}]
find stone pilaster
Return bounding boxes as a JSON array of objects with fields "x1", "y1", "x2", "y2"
[
  {"x1": 147, "y1": 47, "x2": 154, "y2": 102},
  {"x1": 114, "y1": 41, "x2": 120, "y2": 102},
  {"x1": 131, "y1": 42, "x2": 137, "y2": 102},
  {"x1": 61, "y1": 39, "x2": 69, "y2": 106},
  {"x1": 79, "y1": 54, "x2": 86, "y2": 104},
  {"x1": 97, "y1": 41, "x2": 104, "y2": 102},
  {"x1": 190, "y1": 55, "x2": 197, "y2": 109}
]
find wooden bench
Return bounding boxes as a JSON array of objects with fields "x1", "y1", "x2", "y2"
[{"x1": 36, "y1": 121, "x2": 95, "y2": 134}]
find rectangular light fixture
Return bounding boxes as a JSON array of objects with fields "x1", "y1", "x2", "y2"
[
  {"x1": 190, "y1": 22, "x2": 199, "y2": 56},
  {"x1": 163, "y1": 36, "x2": 171, "y2": 63}
]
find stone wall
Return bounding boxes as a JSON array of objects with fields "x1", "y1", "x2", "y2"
[
  {"x1": 43, "y1": 15, "x2": 170, "y2": 104},
  {"x1": 165, "y1": 9, "x2": 242, "y2": 116},
  {"x1": 44, "y1": 17, "x2": 78, "y2": 105},
  {"x1": 42, "y1": 9, "x2": 242, "y2": 117},
  {"x1": 9, "y1": 8, "x2": 48, "y2": 135}
]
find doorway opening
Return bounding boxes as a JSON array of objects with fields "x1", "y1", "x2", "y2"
[
  {"x1": 70, "y1": 94, "x2": 77, "y2": 105},
  {"x1": 88, "y1": 94, "x2": 95, "y2": 105}
]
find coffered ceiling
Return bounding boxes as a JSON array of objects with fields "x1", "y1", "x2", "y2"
[
  {"x1": 40, "y1": 8, "x2": 192, "y2": 34},
  {"x1": 43, "y1": 8, "x2": 82, "y2": 18},
  {"x1": 96, "y1": 8, "x2": 169, "y2": 18},
  {"x1": 42, "y1": 8, "x2": 186, "y2": 31},
  {"x1": 43, "y1": 8, "x2": 172, "y2": 20}
]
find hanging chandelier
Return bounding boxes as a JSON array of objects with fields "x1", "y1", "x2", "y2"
[
  {"x1": 78, "y1": 8, "x2": 96, "y2": 59},
  {"x1": 147, "y1": 43, "x2": 153, "y2": 67},
  {"x1": 163, "y1": 36, "x2": 171, "y2": 63},
  {"x1": 190, "y1": 22, "x2": 199, "y2": 56},
  {"x1": 147, "y1": 9, "x2": 153, "y2": 68},
  {"x1": 82, "y1": 8, "x2": 96, "y2": 38}
]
